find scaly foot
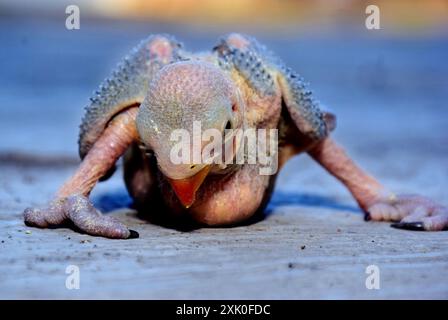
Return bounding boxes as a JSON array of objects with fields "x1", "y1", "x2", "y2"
[
  {"x1": 24, "y1": 195, "x2": 139, "y2": 239},
  {"x1": 366, "y1": 194, "x2": 448, "y2": 231}
]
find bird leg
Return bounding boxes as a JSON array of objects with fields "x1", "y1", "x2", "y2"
[
  {"x1": 24, "y1": 108, "x2": 140, "y2": 238},
  {"x1": 308, "y1": 138, "x2": 448, "y2": 231}
]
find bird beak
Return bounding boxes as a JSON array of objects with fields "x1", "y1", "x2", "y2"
[{"x1": 167, "y1": 166, "x2": 211, "y2": 208}]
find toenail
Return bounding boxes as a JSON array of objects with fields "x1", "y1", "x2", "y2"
[
  {"x1": 390, "y1": 222, "x2": 424, "y2": 231},
  {"x1": 128, "y1": 230, "x2": 139, "y2": 239}
]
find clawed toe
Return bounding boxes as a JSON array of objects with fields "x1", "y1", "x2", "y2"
[
  {"x1": 23, "y1": 199, "x2": 66, "y2": 227},
  {"x1": 24, "y1": 207, "x2": 46, "y2": 226},
  {"x1": 23, "y1": 195, "x2": 138, "y2": 239},
  {"x1": 366, "y1": 194, "x2": 448, "y2": 231},
  {"x1": 64, "y1": 195, "x2": 136, "y2": 239},
  {"x1": 367, "y1": 202, "x2": 402, "y2": 221}
]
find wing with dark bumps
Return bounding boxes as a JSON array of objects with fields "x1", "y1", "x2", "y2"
[
  {"x1": 277, "y1": 67, "x2": 328, "y2": 140},
  {"x1": 214, "y1": 33, "x2": 330, "y2": 141},
  {"x1": 78, "y1": 34, "x2": 185, "y2": 159},
  {"x1": 214, "y1": 34, "x2": 276, "y2": 97}
]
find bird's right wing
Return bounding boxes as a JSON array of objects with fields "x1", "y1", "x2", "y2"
[{"x1": 214, "y1": 33, "x2": 332, "y2": 142}]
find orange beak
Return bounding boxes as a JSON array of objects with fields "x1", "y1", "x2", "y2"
[{"x1": 167, "y1": 166, "x2": 211, "y2": 208}]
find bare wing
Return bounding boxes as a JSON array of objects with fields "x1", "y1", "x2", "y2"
[
  {"x1": 214, "y1": 33, "x2": 332, "y2": 141},
  {"x1": 79, "y1": 34, "x2": 185, "y2": 159}
]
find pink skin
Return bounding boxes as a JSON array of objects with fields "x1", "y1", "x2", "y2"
[
  {"x1": 308, "y1": 138, "x2": 448, "y2": 231},
  {"x1": 308, "y1": 138, "x2": 384, "y2": 212},
  {"x1": 368, "y1": 195, "x2": 448, "y2": 231},
  {"x1": 160, "y1": 165, "x2": 275, "y2": 226},
  {"x1": 24, "y1": 108, "x2": 140, "y2": 239},
  {"x1": 22, "y1": 34, "x2": 448, "y2": 238},
  {"x1": 225, "y1": 33, "x2": 447, "y2": 231},
  {"x1": 23, "y1": 108, "x2": 448, "y2": 236}
]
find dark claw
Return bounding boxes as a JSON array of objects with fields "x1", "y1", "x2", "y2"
[
  {"x1": 128, "y1": 229, "x2": 139, "y2": 239},
  {"x1": 391, "y1": 222, "x2": 425, "y2": 231},
  {"x1": 364, "y1": 213, "x2": 371, "y2": 221}
]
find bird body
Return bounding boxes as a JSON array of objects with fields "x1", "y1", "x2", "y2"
[{"x1": 23, "y1": 34, "x2": 448, "y2": 238}]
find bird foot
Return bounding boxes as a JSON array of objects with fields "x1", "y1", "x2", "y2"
[
  {"x1": 23, "y1": 195, "x2": 139, "y2": 239},
  {"x1": 366, "y1": 194, "x2": 448, "y2": 231}
]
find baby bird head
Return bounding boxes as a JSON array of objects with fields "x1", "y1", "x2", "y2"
[{"x1": 137, "y1": 60, "x2": 243, "y2": 208}]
